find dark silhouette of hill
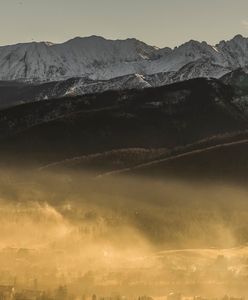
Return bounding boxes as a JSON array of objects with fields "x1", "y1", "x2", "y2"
[{"x1": 0, "y1": 77, "x2": 248, "y2": 181}]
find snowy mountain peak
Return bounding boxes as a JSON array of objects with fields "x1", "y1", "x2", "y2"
[{"x1": 0, "y1": 34, "x2": 248, "y2": 82}]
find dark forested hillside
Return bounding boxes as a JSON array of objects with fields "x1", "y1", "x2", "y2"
[{"x1": 0, "y1": 77, "x2": 248, "y2": 180}]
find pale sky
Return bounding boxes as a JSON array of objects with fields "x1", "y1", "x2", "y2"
[{"x1": 1, "y1": 0, "x2": 248, "y2": 48}]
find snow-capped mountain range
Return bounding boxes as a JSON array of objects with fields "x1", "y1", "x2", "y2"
[{"x1": 1, "y1": 34, "x2": 248, "y2": 83}]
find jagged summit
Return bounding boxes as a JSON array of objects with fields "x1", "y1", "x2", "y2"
[{"x1": 0, "y1": 34, "x2": 248, "y2": 82}]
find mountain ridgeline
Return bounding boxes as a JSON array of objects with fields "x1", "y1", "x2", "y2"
[
  {"x1": 2, "y1": 35, "x2": 248, "y2": 108},
  {"x1": 1, "y1": 34, "x2": 248, "y2": 82}
]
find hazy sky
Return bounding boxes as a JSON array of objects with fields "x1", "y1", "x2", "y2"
[{"x1": 1, "y1": 0, "x2": 248, "y2": 48}]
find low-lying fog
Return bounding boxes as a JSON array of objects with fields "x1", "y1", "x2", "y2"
[{"x1": 0, "y1": 168, "x2": 248, "y2": 297}]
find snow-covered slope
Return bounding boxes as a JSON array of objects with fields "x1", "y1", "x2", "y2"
[
  {"x1": 0, "y1": 36, "x2": 159, "y2": 81},
  {"x1": 1, "y1": 34, "x2": 248, "y2": 83}
]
